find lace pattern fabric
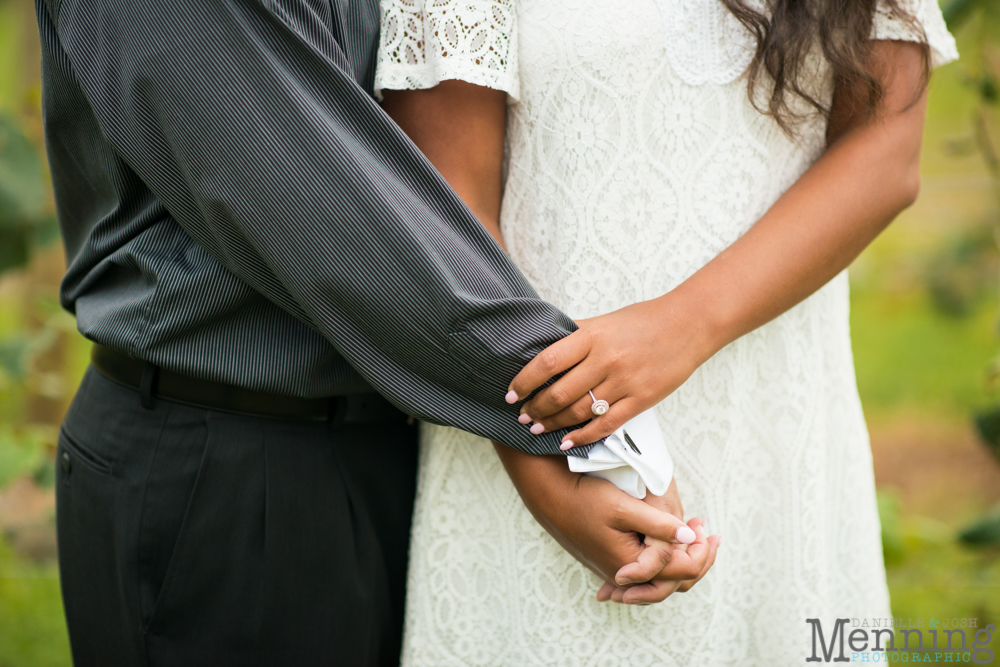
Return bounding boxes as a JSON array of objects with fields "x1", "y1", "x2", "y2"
[
  {"x1": 873, "y1": 0, "x2": 959, "y2": 67},
  {"x1": 375, "y1": 0, "x2": 958, "y2": 664},
  {"x1": 375, "y1": 0, "x2": 519, "y2": 99},
  {"x1": 374, "y1": 0, "x2": 957, "y2": 101}
]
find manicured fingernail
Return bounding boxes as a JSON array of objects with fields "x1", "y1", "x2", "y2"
[
  {"x1": 560, "y1": 440, "x2": 574, "y2": 451},
  {"x1": 530, "y1": 423, "x2": 545, "y2": 435},
  {"x1": 505, "y1": 390, "x2": 518, "y2": 404},
  {"x1": 718, "y1": 535, "x2": 724, "y2": 546},
  {"x1": 676, "y1": 526, "x2": 696, "y2": 544},
  {"x1": 518, "y1": 413, "x2": 532, "y2": 424}
]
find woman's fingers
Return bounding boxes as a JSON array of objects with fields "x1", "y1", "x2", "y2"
[
  {"x1": 651, "y1": 523, "x2": 713, "y2": 582},
  {"x1": 616, "y1": 520, "x2": 709, "y2": 584},
  {"x1": 506, "y1": 330, "x2": 592, "y2": 404},
  {"x1": 525, "y1": 379, "x2": 623, "y2": 437},
  {"x1": 599, "y1": 525, "x2": 720, "y2": 605},
  {"x1": 678, "y1": 533, "x2": 722, "y2": 593},
  {"x1": 559, "y1": 398, "x2": 639, "y2": 448},
  {"x1": 519, "y1": 364, "x2": 609, "y2": 424}
]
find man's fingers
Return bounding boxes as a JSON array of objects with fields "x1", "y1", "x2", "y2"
[
  {"x1": 507, "y1": 331, "x2": 591, "y2": 403},
  {"x1": 611, "y1": 497, "x2": 693, "y2": 545},
  {"x1": 615, "y1": 537, "x2": 672, "y2": 585},
  {"x1": 620, "y1": 579, "x2": 681, "y2": 605},
  {"x1": 596, "y1": 582, "x2": 616, "y2": 602}
]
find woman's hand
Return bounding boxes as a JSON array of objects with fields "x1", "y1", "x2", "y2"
[
  {"x1": 508, "y1": 41, "x2": 929, "y2": 449},
  {"x1": 509, "y1": 291, "x2": 718, "y2": 448}
]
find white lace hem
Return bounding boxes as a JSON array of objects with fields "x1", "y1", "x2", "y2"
[
  {"x1": 374, "y1": 0, "x2": 520, "y2": 101},
  {"x1": 873, "y1": 0, "x2": 959, "y2": 68}
]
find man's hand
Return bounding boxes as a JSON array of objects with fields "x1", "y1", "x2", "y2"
[
  {"x1": 493, "y1": 444, "x2": 719, "y2": 602},
  {"x1": 597, "y1": 480, "x2": 721, "y2": 605}
]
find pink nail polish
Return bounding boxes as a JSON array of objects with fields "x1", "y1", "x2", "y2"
[
  {"x1": 676, "y1": 526, "x2": 696, "y2": 544},
  {"x1": 529, "y1": 423, "x2": 544, "y2": 435},
  {"x1": 518, "y1": 413, "x2": 532, "y2": 425},
  {"x1": 559, "y1": 441, "x2": 574, "y2": 451},
  {"x1": 717, "y1": 535, "x2": 724, "y2": 546},
  {"x1": 505, "y1": 390, "x2": 518, "y2": 404}
]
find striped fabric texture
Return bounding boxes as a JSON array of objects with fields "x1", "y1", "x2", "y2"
[{"x1": 35, "y1": 0, "x2": 586, "y2": 457}]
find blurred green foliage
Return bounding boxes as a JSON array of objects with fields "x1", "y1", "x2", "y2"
[
  {"x1": 0, "y1": 538, "x2": 69, "y2": 667},
  {"x1": 0, "y1": 0, "x2": 999, "y2": 664},
  {"x1": 0, "y1": 113, "x2": 57, "y2": 274}
]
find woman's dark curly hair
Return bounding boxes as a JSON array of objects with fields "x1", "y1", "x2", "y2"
[{"x1": 722, "y1": 0, "x2": 930, "y2": 131}]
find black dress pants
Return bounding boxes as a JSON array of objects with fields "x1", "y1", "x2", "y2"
[{"x1": 56, "y1": 367, "x2": 418, "y2": 666}]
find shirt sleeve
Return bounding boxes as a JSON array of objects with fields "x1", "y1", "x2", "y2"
[
  {"x1": 42, "y1": 0, "x2": 583, "y2": 457},
  {"x1": 872, "y1": 0, "x2": 959, "y2": 68},
  {"x1": 374, "y1": 0, "x2": 520, "y2": 100},
  {"x1": 568, "y1": 410, "x2": 674, "y2": 499}
]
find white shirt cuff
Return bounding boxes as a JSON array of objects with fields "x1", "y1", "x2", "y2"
[{"x1": 566, "y1": 409, "x2": 673, "y2": 499}]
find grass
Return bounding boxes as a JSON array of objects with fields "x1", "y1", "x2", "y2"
[{"x1": 0, "y1": 538, "x2": 69, "y2": 667}]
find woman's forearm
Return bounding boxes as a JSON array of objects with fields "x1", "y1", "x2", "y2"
[
  {"x1": 381, "y1": 81, "x2": 508, "y2": 246},
  {"x1": 671, "y1": 45, "x2": 927, "y2": 359},
  {"x1": 508, "y1": 41, "x2": 930, "y2": 447}
]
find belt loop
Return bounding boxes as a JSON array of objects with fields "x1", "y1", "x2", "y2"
[{"x1": 140, "y1": 362, "x2": 159, "y2": 410}]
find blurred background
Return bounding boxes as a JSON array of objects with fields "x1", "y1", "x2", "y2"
[{"x1": 1, "y1": 0, "x2": 999, "y2": 664}]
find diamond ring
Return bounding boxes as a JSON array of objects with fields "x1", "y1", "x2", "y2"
[{"x1": 589, "y1": 390, "x2": 609, "y2": 416}]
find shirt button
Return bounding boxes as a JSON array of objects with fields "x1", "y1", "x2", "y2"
[{"x1": 61, "y1": 451, "x2": 71, "y2": 474}]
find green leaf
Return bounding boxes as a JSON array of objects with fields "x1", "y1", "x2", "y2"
[
  {"x1": 973, "y1": 405, "x2": 1000, "y2": 464},
  {"x1": 0, "y1": 336, "x2": 32, "y2": 383},
  {"x1": 0, "y1": 114, "x2": 58, "y2": 275},
  {"x1": 941, "y1": 0, "x2": 982, "y2": 30},
  {"x1": 0, "y1": 428, "x2": 44, "y2": 490},
  {"x1": 0, "y1": 228, "x2": 30, "y2": 274},
  {"x1": 958, "y1": 505, "x2": 1000, "y2": 546},
  {"x1": 0, "y1": 113, "x2": 46, "y2": 227}
]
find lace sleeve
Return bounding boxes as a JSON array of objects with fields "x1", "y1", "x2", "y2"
[
  {"x1": 374, "y1": 0, "x2": 519, "y2": 100},
  {"x1": 872, "y1": 0, "x2": 959, "y2": 68}
]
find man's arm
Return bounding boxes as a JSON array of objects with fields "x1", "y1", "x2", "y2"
[{"x1": 39, "y1": 0, "x2": 576, "y2": 454}]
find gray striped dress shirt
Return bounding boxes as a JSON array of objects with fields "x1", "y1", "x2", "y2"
[{"x1": 36, "y1": 0, "x2": 584, "y2": 456}]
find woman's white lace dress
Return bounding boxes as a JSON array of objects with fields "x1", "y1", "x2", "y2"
[{"x1": 375, "y1": 1, "x2": 958, "y2": 664}]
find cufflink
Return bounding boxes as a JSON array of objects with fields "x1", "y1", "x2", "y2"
[{"x1": 623, "y1": 430, "x2": 641, "y2": 455}]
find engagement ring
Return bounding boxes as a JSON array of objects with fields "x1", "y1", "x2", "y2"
[{"x1": 589, "y1": 390, "x2": 609, "y2": 416}]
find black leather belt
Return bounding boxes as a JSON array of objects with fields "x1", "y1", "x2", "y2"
[{"x1": 91, "y1": 344, "x2": 404, "y2": 424}]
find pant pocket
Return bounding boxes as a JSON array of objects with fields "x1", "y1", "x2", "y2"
[
  {"x1": 140, "y1": 413, "x2": 267, "y2": 650},
  {"x1": 136, "y1": 413, "x2": 209, "y2": 628},
  {"x1": 59, "y1": 426, "x2": 114, "y2": 477},
  {"x1": 56, "y1": 427, "x2": 142, "y2": 665}
]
